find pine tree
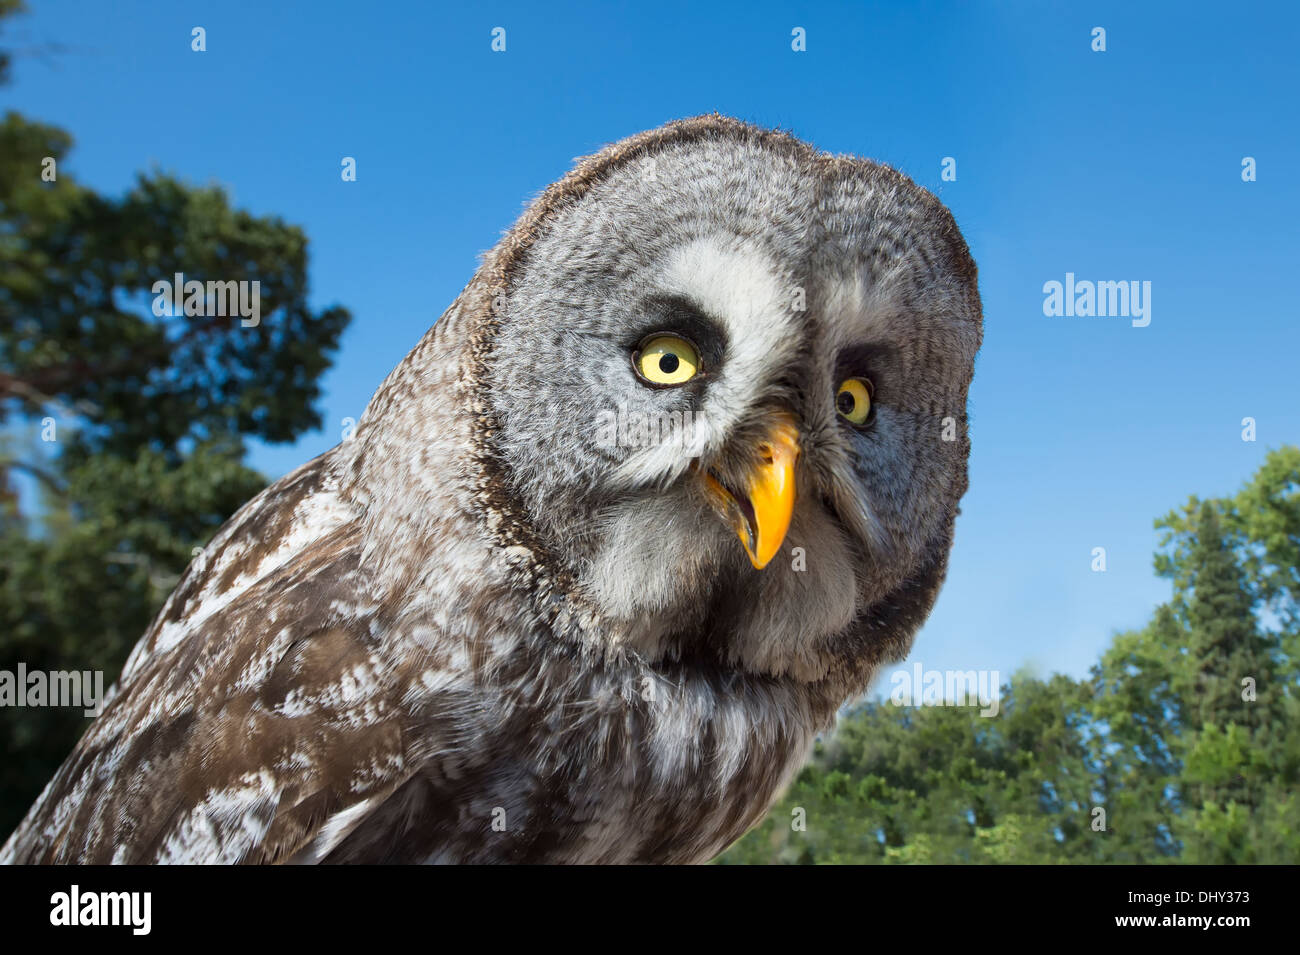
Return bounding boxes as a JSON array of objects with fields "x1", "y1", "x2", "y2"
[{"x1": 1182, "y1": 504, "x2": 1267, "y2": 737}]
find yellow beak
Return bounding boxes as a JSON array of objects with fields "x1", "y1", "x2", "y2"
[{"x1": 703, "y1": 414, "x2": 800, "y2": 570}]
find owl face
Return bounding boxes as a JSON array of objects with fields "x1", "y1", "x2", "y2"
[{"x1": 485, "y1": 122, "x2": 980, "y2": 683}]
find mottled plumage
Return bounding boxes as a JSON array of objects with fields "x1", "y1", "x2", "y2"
[{"x1": 2, "y1": 115, "x2": 981, "y2": 864}]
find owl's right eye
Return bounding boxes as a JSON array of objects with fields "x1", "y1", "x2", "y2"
[
  {"x1": 836, "y1": 377, "x2": 873, "y2": 426},
  {"x1": 633, "y1": 334, "x2": 700, "y2": 386}
]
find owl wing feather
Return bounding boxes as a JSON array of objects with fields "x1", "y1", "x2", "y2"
[{"x1": 0, "y1": 455, "x2": 432, "y2": 864}]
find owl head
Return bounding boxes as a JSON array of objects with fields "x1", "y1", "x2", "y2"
[{"x1": 399, "y1": 116, "x2": 980, "y2": 693}]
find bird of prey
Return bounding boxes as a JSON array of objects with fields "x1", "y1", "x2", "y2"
[{"x1": 2, "y1": 114, "x2": 981, "y2": 864}]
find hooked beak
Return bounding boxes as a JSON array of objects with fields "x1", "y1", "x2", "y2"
[{"x1": 702, "y1": 413, "x2": 800, "y2": 570}]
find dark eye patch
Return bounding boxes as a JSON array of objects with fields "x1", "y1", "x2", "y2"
[
  {"x1": 834, "y1": 343, "x2": 895, "y2": 405},
  {"x1": 626, "y1": 295, "x2": 728, "y2": 374}
]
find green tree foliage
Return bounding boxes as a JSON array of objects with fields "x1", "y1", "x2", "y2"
[
  {"x1": 1150, "y1": 449, "x2": 1300, "y2": 862},
  {"x1": 0, "y1": 1, "x2": 23, "y2": 86},
  {"x1": 1, "y1": 112, "x2": 348, "y2": 452},
  {"x1": 722, "y1": 447, "x2": 1300, "y2": 863},
  {"x1": 0, "y1": 9, "x2": 350, "y2": 832}
]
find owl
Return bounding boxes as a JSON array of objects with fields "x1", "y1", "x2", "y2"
[{"x1": 2, "y1": 114, "x2": 981, "y2": 864}]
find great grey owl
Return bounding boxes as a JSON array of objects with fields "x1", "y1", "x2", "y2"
[{"x1": 2, "y1": 114, "x2": 981, "y2": 864}]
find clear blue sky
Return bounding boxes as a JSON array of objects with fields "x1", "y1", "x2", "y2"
[{"x1": 5, "y1": 0, "x2": 1297, "y2": 685}]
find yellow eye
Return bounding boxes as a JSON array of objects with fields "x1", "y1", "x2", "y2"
[
  {"x1": 635, "y1": 334, "x2": 700, "y2": 386},
  {"x1": 836, "y1": 377, "x2": 873, "y2": 425}
]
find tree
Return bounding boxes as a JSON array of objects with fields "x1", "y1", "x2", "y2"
[
  {"x1": 1150, "y1": 458, "x2": 1299, "y2": 863},
  {"x1": 719, "y1": 673, "x2": 1105, "y2": 864}
]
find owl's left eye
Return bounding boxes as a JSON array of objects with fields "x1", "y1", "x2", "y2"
[{"x1": 634, "y1": 334, "x2": 700, "y2": 386}]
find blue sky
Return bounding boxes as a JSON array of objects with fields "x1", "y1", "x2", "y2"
[{"x1": 4, "y1": 0, "x2": 1297, "y2": 687}]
